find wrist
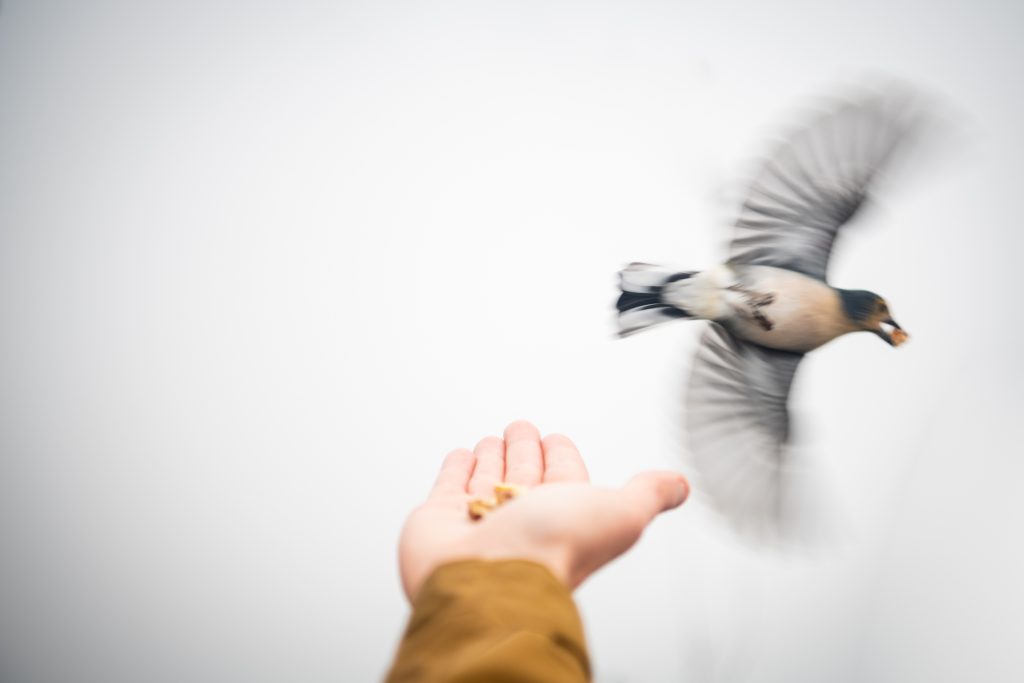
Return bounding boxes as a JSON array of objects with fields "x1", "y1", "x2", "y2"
[
  {"x1": 472, "y1": 546, "x2": 572, "y2": 588},
  {"x1": 463, "y1": 529, "x2": 574, "y2": 588}
]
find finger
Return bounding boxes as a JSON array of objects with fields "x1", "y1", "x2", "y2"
[
  {"x1": 541, "y1": 434, "x2": 590, "y2": 483},
  {"x1": 620, "y1": 471, "x2": 690, "y2": 525},
  {"x1": 468, "y1": 436, "x2": 505, "y2": 496},
  {"x1": 428, "y1": 448, "x2": 476, "y2": 499},
  {"x1": 503, "y1": 420, "x2": 544, "y2": 487}
]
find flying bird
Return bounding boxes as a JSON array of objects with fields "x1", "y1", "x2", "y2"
[{"x1": 616, "y1": 86, "x2": 926, "y2": 542}]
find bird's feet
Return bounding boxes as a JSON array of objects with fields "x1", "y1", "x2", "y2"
[{"x1": 728, "y1": 284, "x2": 776, "y2": 331}]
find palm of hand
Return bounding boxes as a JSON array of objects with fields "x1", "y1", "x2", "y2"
[{"x1": 398, "y1": 421, "x2": 689, "y2": 601}]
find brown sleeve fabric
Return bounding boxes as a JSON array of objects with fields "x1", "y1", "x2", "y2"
[{"x1": 384, "y1": 559, "x2": 591, "y2": 683}]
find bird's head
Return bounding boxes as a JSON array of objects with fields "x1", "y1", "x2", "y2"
[{"x1": 839, "y1": 289, "x2": 909, "y2": 347}]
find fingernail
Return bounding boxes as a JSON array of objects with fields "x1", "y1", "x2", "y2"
[{"x1": 670, "y1": 474, "x2": 690, "y2": 507}]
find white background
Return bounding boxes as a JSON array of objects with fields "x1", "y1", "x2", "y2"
[{"x1": 1, "y1": 1, "x2": 1021, "y2": 681}]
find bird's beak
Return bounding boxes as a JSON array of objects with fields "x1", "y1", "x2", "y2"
[{"x1": 877, "y1": 318, "x2": 909, "y2": 347}]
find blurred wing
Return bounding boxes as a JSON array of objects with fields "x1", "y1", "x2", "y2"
[
  {"x1": 684, "y1": 323, "x2": 804, "y2": 540},
  {"x1": 727, "y1": 87, "x2": 924, "y2": 281}
]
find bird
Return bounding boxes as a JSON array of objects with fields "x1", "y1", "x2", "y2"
[{"x1": 615, "y1": 85, "x2": 926, "y2": 542}]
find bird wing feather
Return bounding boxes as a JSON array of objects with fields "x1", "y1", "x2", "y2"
[
  {"x1": 685, "y1": 323, "x2": 806, "y2": 540},
  {"x1": 726, "y1": 86, "x2": 924, "y2": 281}
]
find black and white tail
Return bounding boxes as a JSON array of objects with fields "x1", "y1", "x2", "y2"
[{"x1": 616, "y1": 263, "x2": 698, "y2": 337}]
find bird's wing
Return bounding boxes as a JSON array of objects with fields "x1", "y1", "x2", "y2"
[
  {"x1": 727, "y1": 87, "x2": 924, "y2": 281},
  {"x1": 685, "y1": 323, "x2": 809, "y2": 541}
]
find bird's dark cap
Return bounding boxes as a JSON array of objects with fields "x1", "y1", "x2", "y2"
[{"x1": 838, "y1": 288, "x2": 883, "y2": 324}]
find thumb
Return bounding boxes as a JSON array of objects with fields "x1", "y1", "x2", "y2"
[{"x1": 621, "y1": 471, "x2": 690, "y2": 524}]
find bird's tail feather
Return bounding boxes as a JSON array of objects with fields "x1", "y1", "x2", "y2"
[{"x1": 616, "y1": 263, "x2": 698, "y2": 336}]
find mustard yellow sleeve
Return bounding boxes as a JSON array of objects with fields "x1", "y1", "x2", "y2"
[{"x1": 384, "y1": 559, "x2": 591, "y2": 683}]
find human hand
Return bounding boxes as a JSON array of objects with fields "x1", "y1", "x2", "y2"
[{"x1": 398, "y1": 420, "x2": 689, "y2": 601}]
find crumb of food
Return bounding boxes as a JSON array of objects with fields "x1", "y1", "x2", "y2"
[
  {"x1": 494, "y1": 483, "x2": 524, "y2": 504},
  {"x1": 892, "y1": 329, "x2": 909, "y2": 346},
  {"x1": 468, "y1": 497, "x2": 497, "y2": 521},
  {"x1": 468, "y1": 484, "x2": 529, "y2": 521}
]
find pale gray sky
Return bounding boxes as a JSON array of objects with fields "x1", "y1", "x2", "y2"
[{"x1": 0, "y1": 1, "x2": 1021, "y2": 682}]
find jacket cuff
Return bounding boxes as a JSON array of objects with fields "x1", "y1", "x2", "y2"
[{"x1": 386, "y1": 559, "x2": 590, "y2": 682}]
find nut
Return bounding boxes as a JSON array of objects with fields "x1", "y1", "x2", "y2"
[
  {"x1": 468, "y1": 484, "x2": 528, "y2": 521},
  {"x1": 468, "y1": 497, "x2": 497, "y2": 521},
  {"x1": 494, "y1": 483, "x2": 524, "y2": 504}
]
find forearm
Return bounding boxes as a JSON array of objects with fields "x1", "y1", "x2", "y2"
[{"x1": 385, "y1": 560, "x2": 590, "y2": 683}]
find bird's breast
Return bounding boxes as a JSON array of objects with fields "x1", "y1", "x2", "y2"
[{"x1": 722, "y1": 266, "x2": 853, "y2": 353}]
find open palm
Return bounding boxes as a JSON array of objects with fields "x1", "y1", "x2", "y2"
[{"x1": 399, "y1": 421, "x2": 689, "y2": 601}]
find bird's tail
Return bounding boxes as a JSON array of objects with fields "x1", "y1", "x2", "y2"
[{"x1": 616, "y1": 263, "x2": 699, "y2": 337}]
